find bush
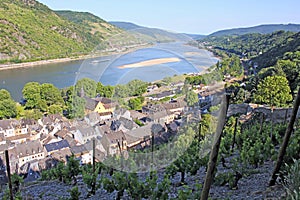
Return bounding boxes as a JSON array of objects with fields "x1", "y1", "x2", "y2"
[{"x1": 283, "y1": 159, "x2": 300, "y2": 200}]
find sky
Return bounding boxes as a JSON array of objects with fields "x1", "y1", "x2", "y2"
[{"x1": 38, "y1": 0, "x2": 300, "y2": 35}]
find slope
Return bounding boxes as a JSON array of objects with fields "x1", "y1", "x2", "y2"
[{"x1": 0, "y1": 0, "x2": 122, "y2": 64}]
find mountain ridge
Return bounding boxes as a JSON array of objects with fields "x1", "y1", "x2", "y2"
[{"x1": 209, "y1": 23, "x2": 300, "y2": 37}]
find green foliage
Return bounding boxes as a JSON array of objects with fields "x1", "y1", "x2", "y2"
[
  {"x1": 276, "y1": 52, "x2": 300, "y2": 94},
  {"x1": 75, "y1": 78, "x2": 97, "y2": 98},
  {"x1": 0, "y1": 89, "x2": 17, "y2": 119},
  {"x1": 0, "y1": 0, "x2": 122, "y2": 63},
  {"x1": 48, "y1": 104, "x2": 63, "y2": 114},
  {"x1": 22, "y1": 82, "x2": 41, "y2": 109},
  {"x1": 22, "y1": 82, "x2": 64, "y2": 115},
  {"x1": 283, "y1": 159, "x2": 300, "y2": 200},
  {"x1": 134, "y1": 118, "x2": 144, "y2": 127},
  {"x1": 128, "y1": 96, "x2": 144, "y2": 110},
  {"x1": 40, "y1": 83, "x2": 64, "y2": 106},
  {"x1": 66, "y1": 96, "x2": 86, "y2": 119},
  {"x1": 254, "y1": 75, "x2": 292, "y2": 107},
  {"x1": 186, "y1": 91, "x2": 198, "y2": 107},
  {"x1": 113, "y1": 80, "x2": 148, "y2": 98},
  {"x1": 96, "y1": 83, "x2": 114, "y2": 98},
  {"x1": 23, "y1": 109, "x2": 43, "y2": 120},
  {"x1": 40, "y1": 156, "x2": 80, "y2": 185},
  {"x1": 68, "y1": 186, "x2": 81, "y2": 200},
  {"x1": 202, "y1": 31, "x2": 295, "y2": 59}
]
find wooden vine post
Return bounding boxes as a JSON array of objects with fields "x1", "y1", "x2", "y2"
[
  {"x1": 5, "y1": 150, "x2": 13, "y2": 200},
  {"x1": 269, "y1": 87, "x2": 300, "y2": 186},
  {"x1": 200, "y1": 95, "x2": 230, "y2": 200}
]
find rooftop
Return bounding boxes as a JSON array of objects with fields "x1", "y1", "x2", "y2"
[{"x1": 45, "y1": 140, "x2": 70, "y2": 152}]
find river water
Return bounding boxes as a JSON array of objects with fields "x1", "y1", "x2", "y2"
[{"x1": 0, "y1": 43, "x2": 218, "y2": 101}]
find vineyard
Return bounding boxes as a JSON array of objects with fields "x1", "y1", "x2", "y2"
[{"x1": 1, "y1": 91, "x2": 299, "y2": 199}]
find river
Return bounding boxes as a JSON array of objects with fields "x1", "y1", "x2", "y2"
[{"x1": 0, "y1": 43, "x2": 218, "y2": 101}]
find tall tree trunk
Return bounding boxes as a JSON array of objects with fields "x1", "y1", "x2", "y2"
[
  {"x1": 201, "y1": 95, "x2": 229, "y2": 200},
  {"x1": 269, "y1": 88, "x2": 300, "y2": 186}
]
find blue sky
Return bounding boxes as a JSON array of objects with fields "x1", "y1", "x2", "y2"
[{"x1": 38, "y1": 0, "x2": 300, "y2": 35}]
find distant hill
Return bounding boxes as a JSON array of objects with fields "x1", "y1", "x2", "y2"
[
  {"x1": 184, "y1": 34, "x2": 206, "y2": 40},
  {"x1": 252, "y1": 32, "x2": 300, "y2": 69},
  {"x1": 0, "y1": 0, "x2": 122, "y2": 64},
  {"x1": 109, "y1": 21, "x2": 142, "y2": 30},
  {"x1": 110, "y1": 21, "x2": 194, "y2": 42},
  {"x1": 209, "y1": 24, "x2": 300, "y2": 37}
]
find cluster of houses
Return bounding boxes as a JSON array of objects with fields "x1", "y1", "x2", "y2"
[{"x1": 0, "y1": 94, "x2": 189, "y2": 179}]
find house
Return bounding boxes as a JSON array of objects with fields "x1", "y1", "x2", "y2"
[
  {"x1": 84, "y1": 112, "x2": 101, "y2": 126},
  {"x1": 0, "y1": 119, "x2": 19, "y2": 137},
  {"x1": 125, "y1": 122, "x2": 165, "y2": 149},
  {"x1": 74, "y1": 121, "x2": 101, "y2": 144},
  {"x1": 85, "y1": 97, "x2": 117, "y2": 115},
  {"x1": 148, "y1": 91, "x2": 175, "y2": 101},
  {"x1": 110, "y1": 117, "x2": 139, "y2": 133},
  {"x1": 40, "y1": 134, "x2": 60, "y2": 145},
  {"x1": 71, "y1": 145, "x2": 90, "y2": 164},
  {"x1": 54, "y1": 129, "x2": 72, "y2": 140},
  {"x1": 96, "y1": 124, "x2": 111, "y2": 137},
  {"x1": 6, "y1": 133, "x2": 31, "y2": 144},
  {"x1": 101, "y1": 131, "x2": 127, "y2": 156},
  {"x1": 142, "y1": 104, "x2": 164, "y2": 115},
  {"x1": 162, "y1": 100, "x2": 187, "y2": 115},
  {"x1": 148, "y1": 110, "x2": 175, "y2": 124},
  {"x1": 84, "y1": 140, "x2": 106, "y2": 162},
  {"x1": 44, "y1": 140, "x2": 70, "y2": 155},
  {"x1": 113, "y1": 108, "x2": 131, "y2": 120},
  {"x1": 10, "y1": 140, "x2": 45, "y2": 170},
  {"x1": 99, "y1": 112, "x2": 113, "y2": 121},
  {"x1": 129, "y1": 110, "x2": 147, "y2": 121},
  {"x1": 50, "y1": 148, "x2": 72, "y2": 163}
]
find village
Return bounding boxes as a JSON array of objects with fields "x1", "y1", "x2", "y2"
[{"x1": 0, "y1": 75, "x2": 221, "y2": 183}]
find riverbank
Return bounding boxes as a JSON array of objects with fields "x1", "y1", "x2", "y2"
[{"x1": 0, "y1": 43, "x2": 152, "y2": 71}]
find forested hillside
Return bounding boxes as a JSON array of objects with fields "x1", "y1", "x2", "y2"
[
  {"x1": 0, "y1": 0, "x2": 122, "y2": 63},
  {"x1": 201, "y1": 31, "x2": 295, "y2": 59}
]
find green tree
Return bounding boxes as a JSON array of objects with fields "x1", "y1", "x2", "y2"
[
  {"x1": 22, "y1": 82, "x2": 41, "y2": 109},
  {"x1": 277, "y1": 59, "x2": 300, "y2": 94},
  {"x1": 0, "y1": 89, "x2": 17, "y2": 119},
  {"x1": 254, "y1": 75, "x2": 293, "y2": 107},
  {"x1": 127, "y1": 79, "x2": 147, "y2": 96},
  {"x1": 23, "y1": 109, "x2": 43, "y2": 120},
  {"x1": 67, "y1": 96, "x2": 86, "y2": 119},
  {"x1": 96, "y1": 82, "x2": 114, "y2": 98},
  {"x1": 40, "y1": 83, "x2": 64, "y2": 106},
  {"x1": 128, "y1": 96, "x2": 144, "y2": 110},
  {"x1": 75, "y1": 78, "x2": 97, "y2": 98},
  {"x1": 48, "y1": 104, "x2": 63, "y2": 114},
  {"x1": 186, "y1": 91, "x2": 198, "y2": 107}
]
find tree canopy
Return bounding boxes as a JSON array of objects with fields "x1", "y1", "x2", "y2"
[
  {"x1": 0, "y1": 89, "x2": 17, "y2": 119},
  {"x1": 254, "y1": 75, "x2": 292, "y2": 107}
]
